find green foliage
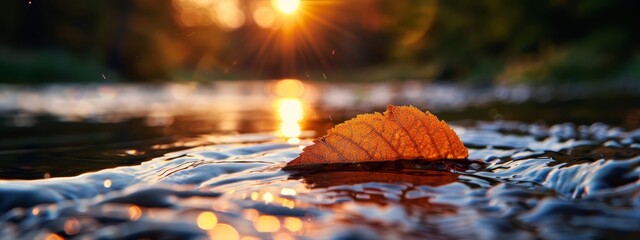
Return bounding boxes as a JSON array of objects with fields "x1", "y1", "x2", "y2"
[
  {"x1": 0, "y1": 48, "x2": 115, "y2": 83},
  {"x1": 376, "y1": 0, "x2": 640, "y2": 83}
]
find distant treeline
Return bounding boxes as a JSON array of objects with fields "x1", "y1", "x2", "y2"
[{"x1": 0, "y1": 0, "x2": 638, "y2": 83}]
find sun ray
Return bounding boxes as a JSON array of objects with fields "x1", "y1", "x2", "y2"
[
  {"x1": 242, "y1": 0, "x2": 350, "y2": 78},
  {"x1": 272, "y1": 0, "x2": 301, "y2": 14}
]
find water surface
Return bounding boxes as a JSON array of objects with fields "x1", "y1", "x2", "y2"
[{"x1": 1, "y1": 82, "x2": 639, "y2": 239}]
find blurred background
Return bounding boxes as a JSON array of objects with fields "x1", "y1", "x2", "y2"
[{"x1": 1, "y1": 0, "x2": 639, "y2": 84}]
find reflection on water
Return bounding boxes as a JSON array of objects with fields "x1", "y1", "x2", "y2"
[
  {"x1": 1, "y1": 82, "x2": 640, "y2": 239},
  {"x1": 272, "y1": 79, "x2": 307, "y2": 144},
  {"x1": 208, "y1": 224, "x2": 239, "y2": 240},
  {"x1": 255, "y1": 215, "x2": 281, "y2": 232},
  {"x1": 197, "y1": 211, "x2": 218, "y2": 230},
  {"x1": 0, "y1": 122, "x2": 639, "y2": 239},
  {"x1": 276, "y1": 98, "x2": 303, "y2": 144}
]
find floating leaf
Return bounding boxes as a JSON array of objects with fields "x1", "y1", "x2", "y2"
[{"x1": 285, "y1": 105, "x2": 468, "y2": 168}]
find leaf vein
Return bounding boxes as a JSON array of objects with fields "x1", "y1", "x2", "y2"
[
  {"x1": 333, "y1": 132, "x2": 375, "y2": 161},
  {"x1": 419, "y1": 113, "x2": 442, "y2": 158},
  {"x1": 390, "y1": 111, "x2": 421, "y2": 156},
  {"x1": 357, "y1": 121, "x2": 402, "y2": 159},
  {"x1": 319, "y1": 140, "x2": 348, "y2": 162}
]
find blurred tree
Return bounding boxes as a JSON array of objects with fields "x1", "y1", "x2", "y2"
[{"x1": 0, "y1": 0, "x2": 638, "y2": 83}]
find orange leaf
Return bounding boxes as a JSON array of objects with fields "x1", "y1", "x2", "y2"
[{"x1": 285, "y1": 105, "x2": 468, "y2": 168}]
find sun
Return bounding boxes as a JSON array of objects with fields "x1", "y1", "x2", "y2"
[{"x1": 272, "y1": 0, "x2": 300, "y2": 14}]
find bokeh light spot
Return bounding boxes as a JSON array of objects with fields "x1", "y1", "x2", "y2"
[
  {"x1": 262, "y1": 192, "x2": 274, "y2": 204},
  {"x1": 128, "y1": 206, "x2": 142, "y2": 221},
  {"x1": 284, "y1": 217, "x2": 303, "y2": 232},
  {"x1": 280, "y1": 188, "x2": 296, "y2": 196},
  {"x1": 197, "y1": 211, "x2": 218, "y2": 230},
  {"x1": 254, "y1": 7, "x2": 276, "y2": 28},
  {"x1": 63, "y1": 218, "x2": 81, "y2": 235},
  {"x1": 254, "y1": 215, "x2": 281, "y2": 232},
  {"x1": 103, "y1": 179, "x2": 112, "y2": 188},
  {"x1": 44, "y1": 233, "x2": 64, "y2": 240},
  {"x1": 208, "y1": 224, "x2": 239, "y2": 240}
]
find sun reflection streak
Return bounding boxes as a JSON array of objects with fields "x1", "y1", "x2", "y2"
[
  {"x1": 271, "y1": 79, "x2": 306, "y2": 143},
  {"x1": 277, "y1": 98, "x2": 303, "y2": 143}
]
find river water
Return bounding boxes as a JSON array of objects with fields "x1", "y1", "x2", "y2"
[{"x1": 0, "y1": 80, "x2": 639, "y2": 239}]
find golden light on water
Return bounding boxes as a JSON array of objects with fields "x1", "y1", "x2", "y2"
[
  {"x1": 286, "y1": 137, "x2": 301, "y2": 144},
  {"x1": 280, "y1": 188, "x2": 297, "y2": 196},
  {"x1": 272, "y1": 79, "x2": 306, "y2": 143},
  {"x1": 208, "y1": 224, "x2": 239, "y2": 240},
  {"x1": 277, "y1": 99, "x2": 303, "y2": 122},
  {"x1": 284, "y1": 217, "x2": 303, "y2": 232},
  {"x1": 254, "y1": 215, "x2": 281, "y2": 232},
  {"x1": 262, "y1": 192, "x2": 275, "y2": 204},
  {"x1": 103, "y1": 179, "x2": 112, "y2": 188},
  {"x1": 197, "y1": 211, "x2": 218, "y2": 230},
  {"x1": 276, "y1": 99, "x2": 303, "y2": 143},
  {"x1": 282, "y1": 198, "x2": 296, "y2": 209},
  {"x1": 128, "y1": 206, "x2": 142, "y2": 221},
  {"x1": 274, "y1": 79, "x2": 305, "y2": 97},
  {"x1": 272, "y1": 0, "x2": 301, "y2": 14},
  {"x1": 32, "y1": 207, "x2": 40, "y2": 215},
  {"x1": 44, "y1": 233, "x2": 64, "y2": 240}
]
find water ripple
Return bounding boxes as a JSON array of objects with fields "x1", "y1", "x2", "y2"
[{"x1": 1, "y1": 122, "x2": 639, "y2": 239}]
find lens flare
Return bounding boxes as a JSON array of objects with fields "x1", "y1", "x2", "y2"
[{"x1": 272, "y1": 0, "x2": 300, "y2": 14}]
